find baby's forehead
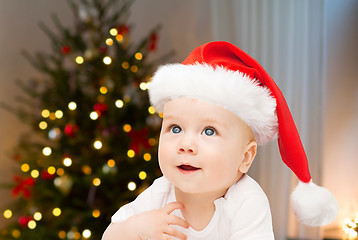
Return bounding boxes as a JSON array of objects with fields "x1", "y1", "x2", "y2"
[{"x1": 162, "y1": 97, "x2": 250, "y2": 127}]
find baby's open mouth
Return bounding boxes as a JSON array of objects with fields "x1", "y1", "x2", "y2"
[{"x1": 177, "y1": 164, "x2": 201, "y2": 171}]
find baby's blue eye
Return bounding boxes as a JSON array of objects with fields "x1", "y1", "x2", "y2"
[
  {"x1": 170, "y1": 126, "x2": 182, "y2": 134},
  {"x1": 203, "y1": 127, "x2": 216, "y2": 136}
]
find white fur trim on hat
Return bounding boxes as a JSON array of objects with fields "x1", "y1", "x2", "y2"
[
  {"x1": 149, "y1": 63, "x2": 278, "y2": 144},
  {"x1": 291, "y1": 181, "x2": 339, "y2": 226}
]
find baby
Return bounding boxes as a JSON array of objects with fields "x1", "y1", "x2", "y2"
[{"x1": 102, "y1": 41, "x2": 338, "y2": 240}]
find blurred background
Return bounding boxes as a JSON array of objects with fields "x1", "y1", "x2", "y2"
[{"x1": 0, "y1": 0, "x2": 357, "y2": 239}]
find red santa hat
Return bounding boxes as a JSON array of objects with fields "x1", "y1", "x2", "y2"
[{"x1": 148, "y1": 41, "x2": 338, "y2": 226}]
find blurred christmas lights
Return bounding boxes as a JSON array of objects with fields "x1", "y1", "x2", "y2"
[
  {"x1": 42, "y1": 147, "x2": 52, "y2": 156},
  {"x1": 115, "y1": 99, "x2": 124, "y2": 108},
  {"x1": 12, "y1": 229, "x2": 20, "y2": 238},
  {"x1": 63, "y1": 157, "x2": 72, "y2": 167},
  {"x1": 127, "y1": 181, "x2": 136, "y2": 191},
  {"x1": 148, "y1": 106, "x2": 156, "y2": 114},
  {"x1": 39, "y1": 121, "x2": 48, "y2": 130},
  {"x1": 343, "y1": 212, "x2": 358, "y2": 239},
  {"x1": 139, "y1": 82, "x2": 149, "y2": 91},
  {"x1": 143, "y1": 153, "x2": 151, "y2": 161},
  {"x1": 49, "y1": 112, "x2": 56, "y2": 120},
  {"x1": 109, "y1": 28, "x2": 117, "y2": 36},
  {"x1": 121, "y1": 61, "x2": 129, "y2": 69},
  {"x1": 135, "y1": 52, "x2": 143, "y2": 60},
  {"x1": 107, "y1": 159, "x2": 115, "y2": 167},
  {"x1": 57, "y1": 168, "x2": 65, "y2": 176},
  {"x1": 105, "y1": 38, "x2": 113, "y2": 46},
  {"x1": 31, "y1": 170, "x2": 39, "y2": 178},
  {"x1": 3, "y1": 209, "x2": 12, "y2": 219},
  {"x1": 148, "y1": 138, "x2": 156, "y2": 146},
  {"x1": 90, "y1": 111, "x2": 99, "y2": 120},
  {"x1": 41, "y1": 109, "x2": 50, "y2": 118},
  {"x1": 48, "y1": 128, "x2": 61, "y2": 139},
  {"x1": 52, "y1": 208, "x2": 61, "y2": 217},
  {"x1": 93, "y1": 178, "x2": 101, "y2": 186},
  {"x1": 127, "y1": 150, "x2": 135, "y2": 158},
  {"x1": 28, "y1": 220, "x2": 36, "y2": 229},
  {"x1": 130, "y1": 65, "x2": 138, "y2": 73},
  {"x1": 82, "y1": 229, "x2": 91, "y2": 238},
  {"x1": 58, "y1": 231, "x2": 66, "y2": 239},
  {"x1": 92, "y1": 209, "x2": 100, "y2": 218},
  {"x1": 68, "y1": 102, "x2": 77, "y2": 110},
  {"x1": 21, "y1": 163, "x2": 30, "y2": 172},
  {"x1": 116, "y1": 34, "x2": 123, "y2": 42},
  {"x1": 123, "y1": 95, "x2": 131, "y2": 102},
  {"x1": 47, "y1": 166, "x2": 56, "y2": 175},
  {"x1": 55, "y1": 110, "x2": 63, "y2": 119},
  {"x1": 99, "y1": 86, "x2": 108, "y2": 94},
  {"x1": 93, "y1": 140, "x2": 103, "y2": 149},
  {"x1": 75, "y1": 56, "x2": 84, "y2": 64},
  {"x1": 138, "y1": 171, "x2": 147, "y2": 180},
  {"x1": 123, "y1": 124, "x2": 131, "y2": 133},
  {"x1": 102, "y1": 164, "x2": 111, "y2": 174},
  {"x1": 82, "y1": 165, "x2": 92, "y2": 175},
  {"x1": 103, "y1": 56, "x2": 112, "y2": 65},
  {"x1": 33, "y1": 212, "x2": 42, "y2": 221}
]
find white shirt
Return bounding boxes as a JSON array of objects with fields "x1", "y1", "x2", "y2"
[{"x1": 112, "y1": 174, "x2": 274, "y2": 239}]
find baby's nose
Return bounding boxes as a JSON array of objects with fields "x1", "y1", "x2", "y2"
[
  {"x1": 177, "y1": 137, "x2": 197, "y2": 154},
  {"x1": 178, "y1": 145, "x2": 196, "y2": 154}
]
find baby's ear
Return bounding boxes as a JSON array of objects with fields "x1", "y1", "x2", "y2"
[{"x1": 239, "y1": 141, "x2": 257, "y2": 173}]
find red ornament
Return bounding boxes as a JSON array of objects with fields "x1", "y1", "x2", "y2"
[
  {"x1": 99, "y1": 46, "x2": 107, "y2": 54},
  {"x1": 12, "y1": 175, "x2": 35, "y2": 199},
  {"x1": 18, "y1": 216, "x2": 33, "y2": 227},
  {"x1": 148, "y1": 32, "x2": 158, "y2": 51},
  {"x1": 94, "y1": 103, "x2": 108, "y2": 116},
  {"x1": 127, "y1": 127, "x2": 151, "y2": 154},
  {"x1": 40, "y1": 170, "x2": 55, "y2": 180},
  {"x1": 64, "y1": 123, "x2": 79, "y2": 137},
  {"x1": 61, "y1": 45, "x2": 71, "y2": 54},
  {"x1": 117, "y1": 24, "x2": 130, "y2": 36},
  {"x1": 12, "y1": 154, "x2": 21, "y2": 162}
]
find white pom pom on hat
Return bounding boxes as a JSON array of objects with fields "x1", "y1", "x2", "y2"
[
  {"x1": 148, "y1": 41, "x2": 338, "y2": 226},
  {"x1": 291, "y1": 181, "x2": 338, "y2": 226}
]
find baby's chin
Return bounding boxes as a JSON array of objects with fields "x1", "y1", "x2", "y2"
[{"x1": 173, "y1": 183, "x2": 229, "y2": 199}]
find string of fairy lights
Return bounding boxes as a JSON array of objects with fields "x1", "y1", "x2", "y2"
[
  {"x1": 2, "y1": 26, "x2": 158, "y2": 239},
  {"x1": 343, "y1": 212, "x2": 358, "y2": 239}
]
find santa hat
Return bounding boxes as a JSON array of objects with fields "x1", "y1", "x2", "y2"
[{"x1": 148, "y1": 41, "x2": 338, "y2": 226}]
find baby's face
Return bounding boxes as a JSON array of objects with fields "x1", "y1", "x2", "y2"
[{"x1": 158, "y1": 97, "x2": 255, "y2": 196}]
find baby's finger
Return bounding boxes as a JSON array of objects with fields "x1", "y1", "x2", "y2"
[
  {"x1": 164, "y1": 226, "x2": 187, "y2": 240},
  {"x1": 162, "y1": 202, "x2": 184, "y2": 214},
  {"x1": 168, "y1": 214, "x2": 189, "y2": 229}
]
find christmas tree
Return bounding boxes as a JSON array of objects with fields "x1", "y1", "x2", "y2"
[{"x1": 0, "y1": 0, "x2": 168, "y2": 239}]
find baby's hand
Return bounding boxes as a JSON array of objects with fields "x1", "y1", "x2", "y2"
[{"x1": 133, "y1": 202, "x2": 189, "y2": 240}]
